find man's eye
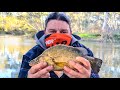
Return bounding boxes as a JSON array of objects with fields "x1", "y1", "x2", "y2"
[
  {"x1": 50, "y1": 31, "x2": 56, "y2": 33},
  {"x1": 61, "y1": 31, "x2": 68, "y2": 33}
]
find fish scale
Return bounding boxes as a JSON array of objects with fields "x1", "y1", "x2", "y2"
[{"x1": 29, "y1": 44, "x2": 102, "y2": 74}]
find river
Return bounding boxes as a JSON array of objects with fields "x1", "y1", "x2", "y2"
[{"x1": 0, "y1": 35, "x2": 120, "y2": 78}]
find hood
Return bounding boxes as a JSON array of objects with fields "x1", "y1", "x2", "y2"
[{"x1": 34, "y1": 30, "x2": 81, "y2": 50}]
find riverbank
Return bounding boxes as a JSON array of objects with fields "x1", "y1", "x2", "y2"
[
  {"x1": 0, "y1": 33, "x2": 35, "y2": 39},
  {"x1": 1, "y1": 33, "x2": 120, "y2": 43},
  {"x1": 0, "y1": 30, "x2": 36, "y2": 38},
  {"x1": 75, "y1": 33, "x2": 120, "y2": 43}
]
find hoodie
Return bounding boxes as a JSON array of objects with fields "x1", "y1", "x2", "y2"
[
  {"x1": 18, "y1": 31, "x2": 99, "y2": 78},
  {"x1": 34, "y1": 30, "x2": 93, "y2": 57},
  {"x1": 34, "y1": 30, "x2": 82, "y2": 50}
]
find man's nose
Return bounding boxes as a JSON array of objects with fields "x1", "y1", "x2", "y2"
[{"x1": 56, "y1": 31, "x2": 60, "y2": 33}]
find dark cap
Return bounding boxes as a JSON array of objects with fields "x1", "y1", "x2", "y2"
[{"x1": 45, "y1": 12, "x2": 70, "y2": 27}]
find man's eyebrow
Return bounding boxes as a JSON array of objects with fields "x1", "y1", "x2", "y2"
[
  {"x1": 60, "y1": 29, "x2": 68, "y2": 31},
  {"x1": 48, "y1": 29, "x2": 57, "y2": 31}
]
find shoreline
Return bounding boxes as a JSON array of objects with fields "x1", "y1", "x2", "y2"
[
  {"x1": 0, "y1": 34, "x2": 120, "y2": 43},
  {"x1": 81, "y1": 39, "x2": 120, "y2": 43},
  {"x1": 0, "y1": 34, "x2": 34, "y2": 38}
]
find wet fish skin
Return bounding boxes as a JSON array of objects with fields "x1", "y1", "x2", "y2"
[{"x1": 29, "y1": 44, "x2": 102, "y2": 74}]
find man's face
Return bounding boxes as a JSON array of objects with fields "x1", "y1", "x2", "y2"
[{"x1": 45, "y1": 20, "x2": 71, "y2": 35}]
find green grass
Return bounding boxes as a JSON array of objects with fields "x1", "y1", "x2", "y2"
[{"x1": 75, "y1": 33, "x2": 101, "y2": 39}]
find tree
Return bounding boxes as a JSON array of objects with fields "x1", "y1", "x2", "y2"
[{"x1": 101, "y1": 12, "x2": 113, "y2": 42}]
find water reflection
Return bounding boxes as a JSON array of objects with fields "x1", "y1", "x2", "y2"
[
  {"x1": 0, "y1": 35, "x2": 120, "y2": 78},
  {"x1": 0, "y1": 35, "x2": 35, "y2": 78},
  {"x1": 80, "y1": 41, "x2": 120, "y2": 78}
]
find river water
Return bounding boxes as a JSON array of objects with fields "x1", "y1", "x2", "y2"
[{"x1": 0, "y1": 35, "x2": 120, "y2": 78}]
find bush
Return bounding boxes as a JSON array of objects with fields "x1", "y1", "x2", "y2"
[{"x1": 113, "y1": 34, "x2": 120, "y2": 40}]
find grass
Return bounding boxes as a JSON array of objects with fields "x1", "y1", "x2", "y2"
[
  {"x1": 74, "y1": 32, "x2": 120, "y2": 43},
  {"x1": 75, "y1": 32, "x2": 101, "y2": 39}
]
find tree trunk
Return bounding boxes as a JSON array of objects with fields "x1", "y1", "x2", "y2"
[
  {"x1": 101, "y1": 12, "x2": 113, "y2": 42},
  {"x1": 102, "y1": 12, "x2": 109, "y2": 32}
]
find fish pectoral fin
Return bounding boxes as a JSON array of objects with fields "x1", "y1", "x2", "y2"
[{"x1": 54, "y1": 62, "x2": 67, "y2": 67}]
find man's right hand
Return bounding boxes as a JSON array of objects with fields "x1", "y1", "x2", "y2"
[{"x1": 27, "y1": 61, "x2": 53, "y2": 78}]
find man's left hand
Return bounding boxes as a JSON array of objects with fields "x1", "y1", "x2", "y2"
[{"x1": 63, "y1": 56, "x2": 91, "y2": 78}]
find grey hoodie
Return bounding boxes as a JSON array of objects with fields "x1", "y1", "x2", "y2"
[{"x1": 34, "y1": 33, "x2": 81, "y2": 50}]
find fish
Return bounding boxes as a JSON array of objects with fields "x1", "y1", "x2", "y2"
[{"x1": 29, "y1": 44, "x2": 102, "y2": 74}]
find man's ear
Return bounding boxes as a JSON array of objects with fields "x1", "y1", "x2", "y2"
[
  {"x1": 69, "y1": 26, "x2": 72, "y2": 34},
  {"x1": 70, "y1": 29, "x2": 72, "y2": 34},
  {"x1": 44, "y1": 28, "x2": 46, "y2": 34}
]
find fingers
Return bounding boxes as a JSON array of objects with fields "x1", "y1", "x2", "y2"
[
  {"x1": 68, "y1": 61, "x2": 86, "y2": 74},
  {"x1": 63, "y1": 56, "x2": 92, "y2": 78},
  {"x1": 64, "y1": 65, "x2": 90, "y2": 78},
  {"x1": 76, "y1": 57, "x2": 91, "y2": 71},
  {"x1": 64, "y1": 66, "x2": 80, "y2": 78},
  {"x1": 41, "y1": 73, "x2": 50, "y2": 78},
  {"x1": 29, "y1": 61, "x2": 48, "y2": 74},
  {"x1": 32, "y1": 65, "x2": 53, "y2": 78},
  {"x1": 28, "y1": 61, "x2": 53, "y2": 78},
  {"x1": 64, "y1": 66, "x2": 75, "y2": 78}
]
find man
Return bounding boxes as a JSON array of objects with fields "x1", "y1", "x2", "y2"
[{"x1": 18, "y1": 12, "x2": 100, "y2": 78}]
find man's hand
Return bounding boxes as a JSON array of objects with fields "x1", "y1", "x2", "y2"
[
  {"x1": 63, "y1": 57, "x2": 91, "y2": 78},
  {"x1": 27, "y1": 61, "x2": 53, "y2": 78}
]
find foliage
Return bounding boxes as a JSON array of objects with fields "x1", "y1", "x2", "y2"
[{"x1": 0, "y1": 12, "x2": 120, "y2": 41}]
